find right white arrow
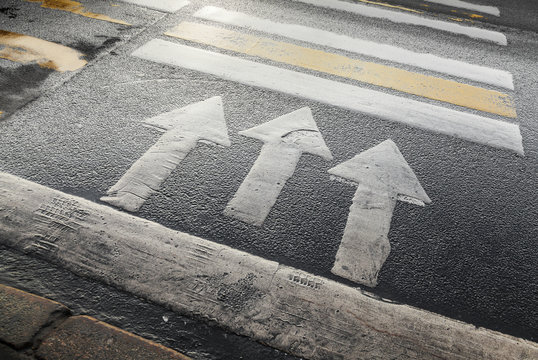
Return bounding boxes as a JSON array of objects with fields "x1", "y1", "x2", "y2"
[{"x1": 329, "y1": 140, "x2": 431, "y2": 287}]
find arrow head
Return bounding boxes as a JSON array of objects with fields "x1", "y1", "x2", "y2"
[
  {"x1": 143, "y1": 96, "x2": 231, "y2": 147},
  {"x1": 238, "y1": 107, "x2": 333, "y2": 160},
  {"x1": 329, "y1": 140, "x2": 431, "y2": 204}
]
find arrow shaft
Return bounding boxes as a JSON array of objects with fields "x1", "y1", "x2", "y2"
[
  {"x1": 332, "y1": 184, "x2": 396, "y2": 287},
  {"x1": 224, "y1": 143, "x2": 302, "y2": 226},
  {"x1": 102, "y1": 129, "x2": 198, "y2": 212}
]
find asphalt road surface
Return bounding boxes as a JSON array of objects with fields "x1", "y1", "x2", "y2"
[{"x1": 0, "y1": 0, "x2": 537, "y2": 359}]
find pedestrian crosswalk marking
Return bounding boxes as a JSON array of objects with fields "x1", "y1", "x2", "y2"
[
  {"x1": 0, "y1": 30, "x2": 87, "y2": 71},
  {"x1": 425, "y1": 0, "x2": 500, "y2": 16},
  {"x1": 166, "y1": 22, "x2": 516, "y2": 118},
  {"x1": 355, "y1": 0, "x2": 423, "y2": 13},
  {"x1": 292, "y1": 0, "x2": 506, "y2": 45},
  {"x1": 26, "y1": 0, "x2": 130, "y2": 25},
  {"x1": 132, "y1": 39, "x2": 523, "y2": 154},
  {"x1": 120, "y1": 0, "x2": 190, "y2": 13},
  {"x1": 194, "y1": 7, "x2": 513, "y2": 89}
]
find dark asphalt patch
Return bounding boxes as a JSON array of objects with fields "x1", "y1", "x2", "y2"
[
  {"x1": 71, "y1": 37, "x2": 122, "y2": 62},
  {"x1": 0, "y1": 7, "x2": 19, "y2": 19},
  {"x1": 216, "y1": 273, "x2": 263, "y2": 311},
  {"x1": 0, "y1": 64, "x2": 53, "y2": 119}
]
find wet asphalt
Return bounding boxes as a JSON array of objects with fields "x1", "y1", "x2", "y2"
[{"x1": 0, "y1": 0, "x2": 537, "y2": 358}]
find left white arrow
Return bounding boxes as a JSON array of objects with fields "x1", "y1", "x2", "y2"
[
  {"x1": 101, "y1": 96, "x2": 230, "y2": 212},
  {"x1": 224, "y1": 107, "x2": 332, "y2": 226}
]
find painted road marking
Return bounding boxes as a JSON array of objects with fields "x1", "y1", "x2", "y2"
[
  {"x1": 0, "y1": 30, "x2": 87, "y2": 71},
  {"x1": 120, "y1": 0, "x2": 190, "y2": 13},
  {"x1": 101, "y1": 97, "x2": 230, "y2": 212},
  {"x1": 224, "y1": 107, "x2": 332, "y2": 226},
  {"x1": 166, "y1": 22, "x2": 516, "y2": 118},
  {"x1": 132, "y1": 40, "x2": 523, "y2": 154},
  {"x1": 26, "y1": 0, "x2": 130, "y2": 25},
  {"x1": 425, "y1": 0, "x2": 500, "y2": 17},
  {"x1": 329, "y1": 140, "x2": 430, "y2": 287},
  {"x1": 194, "y1": 6, "x2": 513, "y2": 89},
  {"x1": 1, "y1": 172, "x2": 537, "y2": 359},
  {"x1": 355, "y1": 0, "x2": 423, "y2": 13},
  {"x1": 292, "y1": 0, "x2": 507, "y2": 45}
]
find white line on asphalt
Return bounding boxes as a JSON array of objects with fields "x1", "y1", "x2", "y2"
[
  {"x1": 291, "y1": 0, "x2": 507, "y2": 45},
  {"x1": 1, "y1": 172, "x2": 537, "y2": 360},
  {"x1": 224, "y1": 107, "x2": 332, "y2": 226},
  {"x1": 194, "y1": 7, "x2": 513, "y2": 89},
  {"x1": 425, "y1": 0, "x2": 500, "y2": 16},
  {"x1": 101, "y1": 97, "x2": 230, "y2": 212},
  {"x1": 120, "y1": 0, "x2": 190, "y2": 13},
  {"x1": 132, "y1": 39, "x2": 523, "y2": 155},
  {"x1": 329, "y1": 140, "x2": 430, "y2": 287}
]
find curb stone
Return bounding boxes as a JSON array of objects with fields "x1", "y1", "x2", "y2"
[
  {"x1": 0, "y1": 284, "x2": 191, "y2": 360},
  {"x1": 1, "y1": 172, "x2": 538, "y2": 359},
  {"x1": 0, "y1": 284, "x2": 69, "y2": 349}
]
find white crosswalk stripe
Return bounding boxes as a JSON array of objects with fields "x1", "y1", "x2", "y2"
[
  {"x1": 292, "y1": 0, "x2": 507, "y2": 45},
  {"x1": 425, "y1": 0, "x2": 500, "y2": 16},
  {"x1": 194, "y1": 6, "x2": 513, "y2": 89},
  {"x1": 132, "y1": 39, "x2": 523, "y2": 154}
]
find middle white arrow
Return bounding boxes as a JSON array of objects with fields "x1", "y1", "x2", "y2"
[{"x1": 224, "y1": 107, "x2": 333, "y2": 226}]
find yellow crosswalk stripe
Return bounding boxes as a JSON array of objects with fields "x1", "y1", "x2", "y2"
[
  {"x1": 26, "y1": 0, "x2": 130, "y2": 25},
  {"x1": 166, "y1": 22, "x2": 516, "y2": 118},
  {"x1": 0, "y1": 30, "x2": 87, "y2": 71}
]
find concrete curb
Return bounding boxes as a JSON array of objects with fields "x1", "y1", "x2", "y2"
[
  {"x1": 1, "y1": 172, "x2": 537, "y2": 360},
  {"x1": 0, "y1": 284, "x2": 191, "y2": 360}
]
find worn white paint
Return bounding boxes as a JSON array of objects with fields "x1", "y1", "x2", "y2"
[
  {"x1": 329, "y1": 140, "x2": 430, "y2": 287},
  {"x1": 121, "y1": 0, "x2": 190, "y2": 13},
  {"x1": 292, "y1": 0, "x2": 507, "y2": 45},
  {"x1": 1, "y1": 172, "x2": 537, "y2": 359},
  {"x1": 132, "y1": 40, "x2": 523, "y2": 155},
  {"x1": 101, "y1": 97, "x2": 230, "y2": 212},
  {"x1": 224, "y1": 107, "x2": 332, "y2": 226},
  {"x1": 194, "y1": 6, "x2": 513, "y2": 89},
  {"x1": 425, "y1": 0, "x2": 500, "y2": 16}
]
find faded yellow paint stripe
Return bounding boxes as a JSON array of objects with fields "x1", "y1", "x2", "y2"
[
  {"x1": 0, "y1": 30, "x2": 87, "y2": 71},
  {"x1": 26, "y1": 0, "x2": 130, "y2": 25},
  {"x1": 355, "y1": 0, "x2": 423, "y2": 14},
  {"x1": 166, "y1": 22, "x2": 516, "y2": 118}
]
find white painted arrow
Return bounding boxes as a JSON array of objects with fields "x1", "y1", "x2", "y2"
[
  {"x1": 329, "y1": 140, "x2": 431, "y2": 287},
  {"x1": 224, "y1": 107, "x2": 332, "y2": 226},
  {"x1": 101, "y1": 96, "x2": 230, "y2": 212}
]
